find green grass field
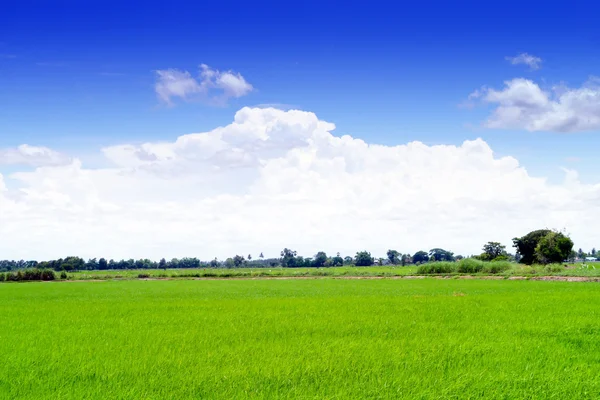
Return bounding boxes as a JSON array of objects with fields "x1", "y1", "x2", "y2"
[{"x1": 2, "y1": 279, "x2": 600, "y2": 399}]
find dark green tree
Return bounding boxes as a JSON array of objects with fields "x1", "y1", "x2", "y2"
[
  {"x1": 280, "y1": 248, "x2": 298, "y2": 268},
  {"x1": 233, "y1": 255, "x2": 245, "y2": 267},
  {"x1": 159, "y1": 258, "x2": 167, "y2": 270},
  {"x1": 429, "y1": 248, "x2": 454, "y2": 262},
  {"x1": 355, "y1": 251, "x2": 374, "y2": 266},
  {"x1": 312, "y1": 251, "x2": 328, "y2": 268},
  {"x1": 482, "y1": 242, "x2": 507, "y2": 261},
  {"x1": 535, "y1": 231, "x2": 573, "y2": 264},
  {"x1": 512, "y1": 229, "x2": 552, "y2": 265},
  {"x1": 331, "y1": 253, "x2": 344, "y2": 267},
  {"x1": 386, "y1": 249, "x2": 400, "y2": 265},
  {"x1": 98, "y1": 258, "x2": 108, "y2": 270},
  {"x1": 513, "y1": 229, "x2": 573, "y2": 265},
  {"x1": 412, "y1": 251, "x2": 429, "y2": 264}
]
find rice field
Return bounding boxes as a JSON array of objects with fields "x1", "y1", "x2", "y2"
[{"x1": 2, "y1": 278, "x2": 600, "y2": 399}]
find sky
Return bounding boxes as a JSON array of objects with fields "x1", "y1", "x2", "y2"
[{"x1": 1, "y1": 0, "x2": 600, "y2": 260}]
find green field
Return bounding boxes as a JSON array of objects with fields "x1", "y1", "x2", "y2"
[
  {"x1": 2, "y1": 279, "x2": 600, "y2": 399},
  {"x1": 34, "y1": 261, "x2": 600, "y2": 282}
]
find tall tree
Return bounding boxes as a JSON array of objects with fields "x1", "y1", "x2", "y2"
[
  {"x1": 514, "y1": 229, "x2": 573, "y2": 265},
  {"x1": 354, "y1": 251, "x2": 374, "y2": 266},
  {"x1": 413, "y1": 251, "x2": 429, "y2": 264},
  {"x1": 429, "y1": 248, "x2": 454, "y2": 262},
  {"x1": 280, "y1": 248, "x2": 298, "y2": 268},
  {"x1": 233, "y1": 255, "x2": 245, "y2": 267},
  {"x1": 482, "y1": 242, "x2": 506, "y2": 260},
  {"x1": 312, "y1": 251, "x2": 328, "y2": 268},
  {"x1": 386, "y1": 249, "x2": 400, "y2": 265},
  {"x1": 535, "y1": 231, "x2": 573, "y2": 264}
]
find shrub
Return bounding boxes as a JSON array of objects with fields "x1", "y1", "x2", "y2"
[
  {"x1": 60, "y1": 271, "x2": 68, "y2": 279},
  {"x1": 417, "y1": 262, "x2": 456, "y2": 274},
  {"x1": 138, "y1": 273, "x2": 150, "y2": 279},
  {"x1": 0, "y1": 272, "x2": 4, "y2": 282},
  {"x1": 544, "y1": 264, "x2": 564, "y2": 273},
  {"x1": 457, "y1": 258, "x2": 484, "y2": 274},
  {"x1": 482, "y1": 261, "x2": 512, "y2": 274},
  {"x1": 5, "y1": 268, "x2": 55, "y2": 281}
]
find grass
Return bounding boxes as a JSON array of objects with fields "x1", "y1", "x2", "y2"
[
  {"x1": 62, "y1": 265, "x2": 421, "y2": 280},
  {"x1": 2, "y1": 279, "x2": 600, "y2": 399},
  {"x1": 4, "y1": 261, "x2": 600, "y2": 283}
]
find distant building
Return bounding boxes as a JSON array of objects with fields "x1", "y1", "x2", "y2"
[{"x1": 585, "y1": 257, "x2": 597, "y2": 262}]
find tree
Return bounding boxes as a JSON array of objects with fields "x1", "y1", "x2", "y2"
[
  {"x1": 98, "y1": 258, "x2": 108, "y2": 270},
  {"x1": 482, "y1": 242, "x2": 506, "y2": 261},
  {"x1": 355, "y1": 251, "x2": 374, "y2": 266},
  {"x1": 512, "y1": 229, "x2": 552, "y2": 265},
  {"x1": 387, "y1": 249, "x2": 400, "y2": 265},
  {"x1": 86, "y1": 258, "x2": 99, "y2": 270},
  {"x1": 343, "y1": 256, "x2": 353, "y2": 265},
  {"x1": 401, "y1": 254, "x2": 411, "y2": 266},
  {"x1": 259, "y1": 252, "x2": 264, "y2": 259},
  {"x1": 513, "y1": 229, "x2": 573, "y2": 265},
  {"x1": 331, "y1": 253, "x2": 344, "y2": 267},
  {"x1": 159, "y1": 258, "x2": 167, "y2": 270},
  {"x1": 209, "y1": 258, "x2": 219, "y2": 268},
  {"x1": 233, "y1": 255, "x2": 245, "y2": 267},
  {"x1": 535, "y1": 231, "x2": 573, "y2": 264},
  {"x1": 578, "y1": 248, "x2": 585, "y2": 259},
  {"x1": 413, "y1": 251, "x2": 429, "y2": 264},
  {"x1": 312, "y1": 251, "x2": 328, "y2": 268},
  {"x1": 429, "y1": 248, "x2": 454, "y2": 262},
  {"x1": 280, "y1": 248, "x2": 298, "y2": 268},
  {"x1": 592, "y1": 248, "x2": 597, "y2": 257},
  {"x1": 247, "y1": 254, "x2": 252, "y2": 261}
]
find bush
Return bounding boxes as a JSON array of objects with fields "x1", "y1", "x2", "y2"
[
  {"x1": 138, "y1": 273, "x2": 150, "y2": 279},
  {"x1": 5, "y1": 268, "x2": 55, "y2": 281},
  {"x1": 0, "y1": 272, "x2": 4, "y2": 282},
  {"x1": 417, "y1": 262, "x2": 456, "y2": 274},
  {"x1": 60, "y1": 271, "x2": 68, "y2": 279},
  {"x1": 544, "y1": 264, "x2": 565, "y2": 273},
  {"x1": 482, "y1": 261, "x2": 512, "y2": 274},
  {"x1": 457, "y1": 258, "x2": 484, "y2": 274}
]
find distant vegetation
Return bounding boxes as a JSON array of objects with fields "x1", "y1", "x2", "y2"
[{"x1": 0, "y1": 229, "x2": 580, "y2": 280}]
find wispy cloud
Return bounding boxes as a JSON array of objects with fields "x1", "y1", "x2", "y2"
[
  {"x1": 0, "y1": 54, "x2": 17, "y2": 59},
  {"x1": 154, "y1": 64, "x2": 254, "y2": 106},
  {"x1": 0, "y1": 145, "x2": 71, "y2": 167},
  {"x1": 505, "y1": 53, "x2": 542, "y2": 70},
  {"x1": 467, "y1": 77, "x2": 600, "y2": 132}
]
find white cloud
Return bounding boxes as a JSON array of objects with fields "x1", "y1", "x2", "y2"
[
  {"x1": 155, "y1": 64, "x2": 253, "y2": 106},
  {"x1": 469, "y1": 78, "x2": 600, "y2": 132},
  {"x1": 0, "y1": 145, "x2": 71, "y2": 167},
  {"x1": 506, "y1": 53, "x2": 542, "y2": 70},
  {"x1": 1, "y1": 107, "x2": 600, "y2": 261}
]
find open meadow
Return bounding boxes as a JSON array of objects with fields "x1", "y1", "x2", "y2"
[{"x1": 2, "y1": 279, "x2": 600, "y2": 399}]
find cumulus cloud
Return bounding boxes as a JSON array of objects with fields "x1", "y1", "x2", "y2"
[
  {"x1": 1, "y1": 107, "x2": 600, "y2": 261},
  {"x1": 506, "y1": 53, "x2": 542, "y2": 70},
  {"x1": 155, "y1": 64, "x2": 253, "y2": 106},
  {"x1": 469, "y1": 78, "x2": 600, "y2": 132},
  {"x1": 0, "y1": 145, "x2": 71, "y2": 167}
]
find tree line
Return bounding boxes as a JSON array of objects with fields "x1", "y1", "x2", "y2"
[{"x1": 0, "y1": 228, "x2": 577, "y2": 273}]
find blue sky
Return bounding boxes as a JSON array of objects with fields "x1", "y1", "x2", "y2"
[
  {"x1": 2, "y1": 1, "x2": 599, "y2": 173},
  {"x1": 1, "y1": 1, "x2": 600, "y2": 259}
]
